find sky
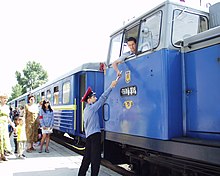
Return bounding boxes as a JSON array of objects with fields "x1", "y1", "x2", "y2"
[{"x1": 0, "y1": 0, "x2": 218, "y2": 96}]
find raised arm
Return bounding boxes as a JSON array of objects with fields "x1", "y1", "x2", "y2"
[{"x1": 92, "y1": 80, "x2": 118, "y2": 112}]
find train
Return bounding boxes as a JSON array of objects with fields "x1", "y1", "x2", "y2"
[
  {"x1": 9, "y1": 63, "x2": 105, "y2": 142},
  {"x1": 9, "y1": 1, "x2": 220, "y2": 175}
]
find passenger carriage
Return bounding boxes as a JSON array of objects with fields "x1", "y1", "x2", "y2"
[{"x1": 9, "y1": 63, "x2": 104, "y2": 141}]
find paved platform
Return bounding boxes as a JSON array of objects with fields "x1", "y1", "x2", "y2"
[{"x1": 0, "y1": 139, "x2": 121, "y2": 176}]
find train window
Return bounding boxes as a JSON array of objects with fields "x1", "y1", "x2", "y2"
[
  {"x1": 46, "y1": 89, "x2": 52, "y2": 102},
  {"x1": 198, "y1": 16, "x2": 208, "y2": 33},
  {"x1": 18, "y1": 99, "x2": 26, "y2": 107},
  {"x1": 108, "y1": 33, "x2": 123, "y2": 65},
  {"x1": 122, "y1": 25, "x2": 139, "y2": 56},
  {"x1": 138, "y1": 11, "x2": 162, "y2": 53},
  {"x1": 41, "y1": 91, "x2": 45, "y2": 101},
  {"x1": 108, "y1": 24, "x2": 139, "y2": 65},
  {"x1": 172, "y1": 10, "x2": 208, "y2": 47},
  {"x1": 36, "y1": 92, "x2": 41, "y2": 103},
  {"x1": 9, "y1": 103, "x2": 15, "y2": 110},
  {"x1": 62, "y1": 82, "x2": 70, "y2": 104},
  {"x1": 53, "y1": 86, "x2": 59, "y2": 105}
]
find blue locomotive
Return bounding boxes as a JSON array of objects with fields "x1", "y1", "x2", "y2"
[
  {"x1": 9, "y1": 1, "x2": 220, "y2": 175},
  {"x1": 103, "y1": 1, "x2": 220, "y2": 175}
]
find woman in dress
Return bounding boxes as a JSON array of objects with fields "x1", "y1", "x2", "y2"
[
  {"x1": 0, "y1": 93, "x2": 15, "y2": 161},
  {"x1": 25, "y1": 94, "x2": 39, "y2": 152}
]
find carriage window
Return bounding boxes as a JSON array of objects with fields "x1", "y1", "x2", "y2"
[
  {"x1": 138, "y1": 11, "x2": 162, "y2": 53},
  {"x1": 18, "y1": 99, "x2": 26, "y2": 107},
  {"x1": 41, "y1": 91, "x2": 45, "y2": 101},
  {"x1": 36, "y1": 92, "x2": 40, "y2": 103},
  {"x1": 63, "y1": 82, "x2": 70, "y2": 104},
  {"x1": 46, "y1": 89, "x2": 52, "y2": 102},
  {"x1": 172, "y1": 10, "x2": 208, "y2": 46},
  {"x1": 53, "y1": 86, "x2": 59, "y2": 105},
  {"x1": 108, "y1": 33, "x2": 123, "y2": 65}
]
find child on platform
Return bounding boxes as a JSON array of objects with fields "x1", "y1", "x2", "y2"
[
  {"x1": 16, "y1": 117, "x2": 27, "y2": 159},
  {"x1": 13, "y1": 115, "x2": 19, "y2": 154}
]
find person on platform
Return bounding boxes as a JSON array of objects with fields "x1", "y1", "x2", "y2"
[
  {"x1": 78, "y1": 80, "x2": 118, "y2": 176},
  {"x1": 16, "y1": 116, "x2": 27, "y2": 159},
  {"x1": 25, "y1": 94, "x2": 39, "y2": 152},
  {"x1": 0, "y1": 93, "x2": 16, "y2": 161},
  {"x1": 38, "y1": 100, "x2": 54, "y2": 153}
]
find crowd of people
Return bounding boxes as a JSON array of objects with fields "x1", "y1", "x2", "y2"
[{"x1": 0, "y1": 93, "x2": 54, "y2": 161}]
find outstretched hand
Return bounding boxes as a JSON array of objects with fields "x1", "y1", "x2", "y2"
[
  {"x1": 110, "y1": 80, "x2": 118, "y2": 88},
  {"x1": 116, "y1": 71, "x2": 122, "y2": 81},
  {"x1": 117, "y1": 70, "x2": 122, "y2": 77}
]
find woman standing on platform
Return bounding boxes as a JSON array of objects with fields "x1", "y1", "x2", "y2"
[
  {"x1": 38, "y1": 100, "x2": 54, "y2": 153},
  {"x1": 25, "y1": 94, "x2": 39, "y2": 152},
  {"x1": 0, "y1": 93, "x2": 16, "y2": 161}
]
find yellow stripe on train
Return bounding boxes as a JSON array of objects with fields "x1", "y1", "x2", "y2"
[{"x1": 52, "y1": 104, "x2": 77, "y2": 111}]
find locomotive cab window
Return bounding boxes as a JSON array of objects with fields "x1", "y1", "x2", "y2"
[
  {"x1": 172, "y1": 9, "x2": 208, "y2": 47},
  {"x1": 108, "y1": 33, "x2": 123, "y2": 65},
  {"x1": 108, "y1": 25, "x2": 139, "y2": 65},
  {"x1": 138, "y1": 11, "x2": 162, "y2": 53},
  {"x1": 120, "y1": 25, "x2": 139, "y2": 55},
  {"x1": 122, "y1": 25, "x2": 139, "y2": 58}
]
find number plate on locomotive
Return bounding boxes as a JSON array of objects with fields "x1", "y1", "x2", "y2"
[{"x1": 120, "y1": 86, "x2": 137, "y2": 96}]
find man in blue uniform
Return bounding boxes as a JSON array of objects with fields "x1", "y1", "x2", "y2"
[{"x1": 78, "y1": 80, "x2": 118, "y2": 176}]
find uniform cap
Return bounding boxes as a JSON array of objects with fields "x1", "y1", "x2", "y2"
[{"x1": 81, "y1": 87, "x2": 96, "y2": 102}]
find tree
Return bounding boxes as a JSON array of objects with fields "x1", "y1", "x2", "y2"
[
  {"x1": 8, "y1": 84, "x2": 23, "y2": 102},
  {"x1": 15, "y1": 61, "x2": 48, "y2": 95}
]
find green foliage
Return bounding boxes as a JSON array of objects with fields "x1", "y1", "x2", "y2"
[
  {"x1": 11, "y1": 61, "x2": 48, "y2": 98},
  {"x1": 8, "y1": 84, "x2": 23, "y2": 102}
]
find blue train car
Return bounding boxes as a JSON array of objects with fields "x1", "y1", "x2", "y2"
[
  {"x1": 103, "y1": 1, "x2": 220, "y2": 175},
  {"x1": 9, "y1": 63, "x2": 104, "y2": 142},
  {"x1": 32, "y1": 63, "x2": 104, "y2": 140}
]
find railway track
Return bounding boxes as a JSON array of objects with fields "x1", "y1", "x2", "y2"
[{"x1": 51, "y1": 133, "x2": 135, "y2": 176}]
